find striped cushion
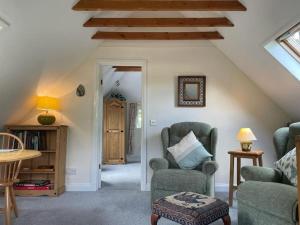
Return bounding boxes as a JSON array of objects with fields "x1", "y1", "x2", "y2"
[{"x1": 167, "y1": 131, "x2": 212, "y2": 170}]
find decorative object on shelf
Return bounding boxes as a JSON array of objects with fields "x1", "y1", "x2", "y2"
[
  {"x1": 236, "y1": 128, "x2": 257, "y2": 151},
  {"x1": 110, "y1": 92, "x2": 126, "y2": 101},
  {"x1": 178, "y1": 76, "x2": 206, "y2": 107},
  {"x1": 76, "y1": 84, "x2": 85, "y2": 97},
  {"x1": 37, "y1": 96, "x2": 59, "y2": 125}
]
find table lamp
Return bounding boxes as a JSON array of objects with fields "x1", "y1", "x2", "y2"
[
  {"x1": 37, "y1": 96, "x2": 59, "y2": 125},
  {"x1": 237, "y1": 128, "x2": 257, "y2": 151}
]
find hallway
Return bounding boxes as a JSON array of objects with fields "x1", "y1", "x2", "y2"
[{"x1": 101, "y1": 162, "x2": 141, "y2": 190}]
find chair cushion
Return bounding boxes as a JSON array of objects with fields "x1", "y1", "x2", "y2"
[
  {"x1": 152, "y1": 192, "x2": 229, "y2": 225},
  {"x1": 166, "y1": 122, "x2": 212, "y2": 168},
  {"x1": 275, "y1": 148, "x2": 297, "y2": 186},
  {"x1": 167, "y1": 131, "x2": 212, "y2": 170},
  {"x1": 152, "y1": 169, "x2": 207, "y2": 194},
  {"x1": 237, "y1": 181, "x2": 298, "y2": 224}
]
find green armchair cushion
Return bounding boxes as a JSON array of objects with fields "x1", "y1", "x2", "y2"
[
  {"x1": 151, "y1": 169, "x2": 207, "y2": 194},
  {"x1": 237, "y1": 181, "x2": 298, "y2": 224},
  {"x1": 241, "y1": 166, "x2": 283, "y2": 183}
]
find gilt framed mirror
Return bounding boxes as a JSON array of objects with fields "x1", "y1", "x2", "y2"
[{"x1": 178, "y1": 76, "x2": 206, "y2": 107}]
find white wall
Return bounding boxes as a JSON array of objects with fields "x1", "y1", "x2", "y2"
[{"x1": 23, "y1": 41, "x2": 290, "y2": 191}]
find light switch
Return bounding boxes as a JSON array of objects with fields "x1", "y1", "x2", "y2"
[{"x1": 150, "y1": 120, "x2": 157, "y2": 126}]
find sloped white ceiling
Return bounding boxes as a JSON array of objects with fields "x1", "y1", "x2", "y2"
[
  {"x1": 102, "y1": 66, "x2": 142, "y2": 102},
  {"x1": 0, "y1": 0, "x2": 299, "y2": 125},
  {"x1": 208, "y1": 0, "x2": 300, "y2": 120},
  {"x1": 0, "y1": 0, "x2": 99, "y2": 125}
]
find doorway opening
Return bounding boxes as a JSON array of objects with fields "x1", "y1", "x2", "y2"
[{"x1": 97, "y1": 62, "x2": 146, "y2": 191}]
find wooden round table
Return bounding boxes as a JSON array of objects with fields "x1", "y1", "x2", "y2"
[{"x1": 0, "y1": 150, "x2": 41, "y2": 225}]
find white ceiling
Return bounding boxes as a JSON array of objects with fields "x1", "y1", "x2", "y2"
[
  {"x1": 0, "y1": 0, "x2": 299, "y2": 125},
  {"x1": 102, "y1": 66, "x2": 142, "y2": 102}
]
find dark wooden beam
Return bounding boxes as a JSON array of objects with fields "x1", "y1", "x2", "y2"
[
  {"x1": 73, "y1": 1, "x2": 246, "y2": 11},
  {"x1": 92, "y1": 31, "x2": 224, "y2": 40},
  {"x1": 113, "y1": 66, "x2": 142, "y2": 72},
  {"x1": 84, "y1": 17, "x2": 234, "y2": 27}
]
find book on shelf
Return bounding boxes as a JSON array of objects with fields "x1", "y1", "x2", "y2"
[
  {"x1": 14, "y1": 180, "x2": 52, "y2": 190},
  {"x1": 11, "y1": 130, "x2": 47, "y2": 150},
  {"x1": 14, "y1": 185, "x2": 52, "y2": 191},
  {"x1": 14, "y1": 180, "x2": 51, "y2": 187}
]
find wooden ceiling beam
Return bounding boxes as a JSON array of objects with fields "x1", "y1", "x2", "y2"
[
  {"x1": 73, "y1": 1, "x2": 246, "y2": 11},
  {"x1": 84, "y1": 17, "x2": 234, "y2": 27},
  {"x1": 92, "y1": 31, "x2": 224, "y2": 40},
  {"x1": 113, "y1": 66, "x2": 142, "y2": 72}
]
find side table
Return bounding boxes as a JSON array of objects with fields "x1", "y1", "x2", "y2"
[{"x1": 228, "y1": 149, "x2": 264, "y2": 207}]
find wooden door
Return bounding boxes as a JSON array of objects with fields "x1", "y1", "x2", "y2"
[{"x1": 103, "y1": 99, "x2": 126, "y2": 164}]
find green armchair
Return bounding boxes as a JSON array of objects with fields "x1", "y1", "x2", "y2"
[
  {"x1": 237, "y1": 122, "x2": 300, "y2": 225},
  {"x1": 149, "y1": 122, "x2": 218, "y2": 203}
]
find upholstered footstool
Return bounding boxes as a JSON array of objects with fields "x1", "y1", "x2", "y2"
[{"x1": 151, "y1": 192, "x2": 231, "y2": 225}]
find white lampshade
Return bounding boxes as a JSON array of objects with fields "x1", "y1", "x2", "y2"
[{"x1": 237, "y1": 128, "x2": 257, "y2": 142}]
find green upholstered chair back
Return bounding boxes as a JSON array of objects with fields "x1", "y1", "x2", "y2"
[
  {"x1": 161, "y1": 122, "x2": 217, "y2": 169},
  {"x1": 273, "y1": 122, "x2": 300, "y2": 159}
]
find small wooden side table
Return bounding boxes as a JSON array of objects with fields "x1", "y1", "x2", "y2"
[{"x1": 228, "y1": 149, "x2": 264, "y2": 207}]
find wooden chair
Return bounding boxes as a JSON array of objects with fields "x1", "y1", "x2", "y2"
[{"x1": 0, "y1": 133, "x2": 24, "y2": 225}]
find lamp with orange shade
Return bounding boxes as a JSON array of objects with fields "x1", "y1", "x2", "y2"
[{"x1": 37, "y1": 96, "x2": 59, "y2": 125}]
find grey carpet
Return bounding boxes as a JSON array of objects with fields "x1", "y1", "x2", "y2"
[
  {"x1": 0, "y1": 191, "x2": 237, "y2": 225},
  {"x1": 101, "y1": 163, "x2": 141, "y2": 190},
  {"x1": 0, "y1": 163, "x2": 237, "y2": 225}
]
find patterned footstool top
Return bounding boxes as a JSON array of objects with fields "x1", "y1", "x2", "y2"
[{"x1": 152, "y1": 192, "x2": 229, "y2": 225}]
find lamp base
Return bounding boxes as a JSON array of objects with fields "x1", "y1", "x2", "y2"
[
  {"x1": 38, "y1": 114, "x2": 56, "y2": 125},
  {"x1": 241, "y1": 142, "x2": 253, "y2": 152}
]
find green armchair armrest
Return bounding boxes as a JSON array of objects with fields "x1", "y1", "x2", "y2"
[
  {"x1": 149, "y1": 158, "x2": 169, "y2": 171},
  {"x1": 241, "y1": 166, "x2": 283, "y2": 182},
  {"x1": 202, "y1": 161, "x2": 218, "y2": 175},
  {"x1": 237, "y1": 181, "x2": 298, "y2": 224}
]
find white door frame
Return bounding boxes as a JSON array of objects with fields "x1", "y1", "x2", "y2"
[{"x1": 91, "y1": 59, "x2": 148, "y2": 191}]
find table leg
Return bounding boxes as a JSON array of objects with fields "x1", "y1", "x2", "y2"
[
  {"x1": 258, "y1": 156, "x2": 263, "y2": 167},
  {"x1": 228, "y1": 155, "x2": 234, "y2": 207},
  {"x1": 222, "y1": 215, "x2": 231, "y2": 225},
  {"x1": 252, "y1": 158, "x2": 257, "y2": 166},
  {"x1": 151, "y1": 214, "x2": 160, "y2": 225},
  {"x1": 237, "y1": 157, "x2": 241, "y2": 185},
  {"x1": 9, "y1": 186, "x2": 18, "y2": 217},
  {"x1": 5, "y1": 186, "x2": 11, "y2": 225}
]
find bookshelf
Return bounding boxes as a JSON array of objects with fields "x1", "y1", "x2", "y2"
[{"x1": 6, "y1": 125, "x2": 68, "y2": 197}]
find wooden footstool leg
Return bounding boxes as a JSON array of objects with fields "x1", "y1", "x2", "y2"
[
  {"x1": 222, "y1": 215, "x2": 231, "y2": 225},
  {"x1": 151, "y1": 214, "x2": 161, "y2": 225}
]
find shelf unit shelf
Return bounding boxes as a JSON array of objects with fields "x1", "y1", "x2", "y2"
[
  {"x1": 19, "y1": 171, "x2": 55, "y2": 174},
  {"x1": 6, "y1": 125, "x2": 68, "y2": 197}
]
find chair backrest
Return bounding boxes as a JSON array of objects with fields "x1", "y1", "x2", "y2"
[
  {"x1": 0, "y1": 133, "x2": 24, "y2": 184},
  {"x1": 161, "y1": 122, "x2": 217, "y2": 169},
  {"x1": 273, "y1": 122, "x2": 300, "y2": 159},
  {"x1": 0, "y1": 133, "x2": 24, "y2": 152}
]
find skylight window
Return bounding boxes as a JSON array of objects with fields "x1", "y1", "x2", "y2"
[{"x1": 277, "y1": 23, "x2": 300, "y2": 62}]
